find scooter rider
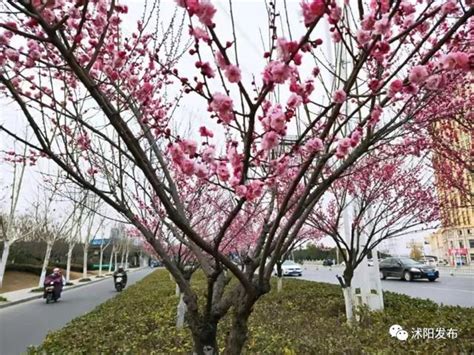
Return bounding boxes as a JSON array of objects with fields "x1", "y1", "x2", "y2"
[
  {"x1": 113, "y1": 267, "x2": 128, "y2": 287},
  {"x1": 44, "y1": 267, "x2": 65, "y2": 300}
]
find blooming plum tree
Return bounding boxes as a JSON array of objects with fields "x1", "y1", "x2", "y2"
[{"x1": 0, "y1": 0, "x2": 472, "y2": 353}]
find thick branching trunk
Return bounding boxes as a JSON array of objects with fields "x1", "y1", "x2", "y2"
[
  {"x1": 0, "y1": 240, "x2": 11, "y2": 288},
  {"x1": 191, "y1": 326, "x2": 218, "y2": 355},
  {"x1": 224, "y1": 305, "x2": 253, "y2": 355},
  {"x1": 39, "y1": 241, "x2": 53, "y2": 287}
]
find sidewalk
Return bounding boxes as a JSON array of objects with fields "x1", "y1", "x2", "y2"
[{"x1": 0, "y1": 267, "x2": 145, "y2": 308}]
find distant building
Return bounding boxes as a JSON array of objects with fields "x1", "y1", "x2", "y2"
[{"x1": 428, "y1": 85, "x2": 473, "y2": 265}]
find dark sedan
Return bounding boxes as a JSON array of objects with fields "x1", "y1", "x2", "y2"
[{"x1": 379, "y1": 257, "x2": 439, "y2": 282}]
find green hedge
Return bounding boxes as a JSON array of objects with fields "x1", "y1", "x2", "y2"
[
  {"x1": 30, "y1": 271, "x2": 474, "y2": 354},
  {"x1": 6, "y1": 263, "x2": 89, "y2": 275}
]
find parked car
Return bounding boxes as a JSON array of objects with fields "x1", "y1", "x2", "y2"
[
  {"x1": 379, "y1": 257, "x2": 439, "y2": 282},
  {"x1": 322, "y1": 259, "x2": 334, "y2": 266},
  {"x1": 274, "y1": 260, "x2": 303, "y2": 277},
  {"x1": 150, "y1": 260, "x2": 162, "y2": 267}
]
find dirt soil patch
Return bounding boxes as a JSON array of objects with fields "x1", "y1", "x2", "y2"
[
  {"x1": 0, "y1": 270, "x2": 99, "y2": 293},
  {"x1": 0, "y1": 271, "x2": 39, "y2": 293}
]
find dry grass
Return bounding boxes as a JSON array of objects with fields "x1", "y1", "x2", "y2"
[
  {"x1": 0, "y1": 270, "x2": 99, "y2": 293},
  {"x1": 0, "y1": 271, "x2": 39, "y2": 293}
]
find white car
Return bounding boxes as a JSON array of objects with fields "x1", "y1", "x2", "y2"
[{"x1": 274, "y1": 260, "x2": 303, "y2": 277}]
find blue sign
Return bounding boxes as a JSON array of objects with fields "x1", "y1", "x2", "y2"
[{"x1": 90, "y1": 238, "x2": 109, "y2": 246}]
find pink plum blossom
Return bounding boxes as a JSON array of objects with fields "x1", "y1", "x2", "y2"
[
  {"x1": 199, "y1": 126, "x2": 214, "y2": 137},
  {"x1": 409, "y1": 65, "x2": 429, "y2": 85},
  {"x1": 356, "y1": 30, "x2": 371, "y2": 45},
  {"x1": 261, "y1": 131, "x2": 280, "y2": 151},
  {"x1": 300, "y1": 0, "x2": 325, "y2": 26},
  {"x1": 217, "y1": 163, "x2": 230, "y2": 181},
  {"x1": 332, "y1": 89, "x2": 347, "y2": 104},
  {"x1": 201, "y1": 146, "x2": 215, "y2": 163},
  {"x1": 180, "y1": 159, "x2": 195, "y2": 175},
  {"x1": 287, "y1": 94, "x2": 303, "y2": 108},
  {"x1": 306, "y1": 138, "x2": 324, "y2": 153},
  {"x1": 373, "y1": 15, "x2": 390, "y2": 36},
  {"x1": 388, "y1": 79, "x2": 403, "y2": 97},
  {"x1": 263, "y1": 61, "x2": 292, "y2": 84},
  {"x1": 210, "y1": 93, "x2": 234, "y2": 124},
  {"x1": 224, "y1": 65, "x2": 241, "y2": 83},
  {"x1": 269, "y1": 106, "x2": 286, "y2": 132}
]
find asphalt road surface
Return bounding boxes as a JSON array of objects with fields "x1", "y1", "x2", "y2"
[
  {"x1": 300, "y1": 265, "x2": 474, "y2": 307},
  {"x1": 0, "y1": 268, "x2": 153, "y2": 355}
]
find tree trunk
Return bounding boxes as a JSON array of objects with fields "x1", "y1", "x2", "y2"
[
  {"x1": 108, "y1": 246, "x2": 115, "y2": 273},
  {"x1": 176, "y1": 292, "x2": 187, "y2": 328},
  {"x1": 124, "y1": 249, "x2": 129, "y2": 269},
  {"x1": 98, "y1": 246, "x2": 104, "y2": 277},
  {"x1": 342, "y1": 267, "x2": 355, "y2": 323},
  {"x1": 66, "y1": 243, "x2": 74, "y2": 283},
  {"x1": 191, "y1": 326, "x2": 218, "y2": 355},
  {"x1": 39, "y1": 241, "x2": 53, "y2": 287},
  {"x1": 277, "y1": 276, "x2": 283, "y2": 293},
  {"x1": 114, "y1": 251, "x2": 118, "y2": 271},
  {"x1": 120, "y1": 249, "x2": 125, "y2": 268},
  {"x1": 0, "y1": 240, "x2": 11, "y2": 288},
  {"x1": 342, "y1": 286, "x2": 354, "y2": 323},
  {"x1": 83, "y1": 245, "x2": 88, "y2": 279},
  {"x1": 175, "y1": 282, "x2": 180, "y2": 297},
  {"x1": 224, "y1": 306, "x2": 252, "y2": 355}
]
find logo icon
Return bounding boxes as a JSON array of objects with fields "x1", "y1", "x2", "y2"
[{"x1": 389, "y1": 324, "x2": 409, "y2": 341}]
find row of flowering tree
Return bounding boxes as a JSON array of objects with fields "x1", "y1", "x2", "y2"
[
  {"x1": 0, "y1": 0, "x2": 472, "y2": 353},
  {"x1": 308, "y1": 153, "x2": 439, "y2": 320}
]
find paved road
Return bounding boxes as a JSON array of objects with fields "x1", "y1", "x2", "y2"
[
  {"x1": 0, "y1": 268, "x2": 153, "y2": 355},
  {"x1": 300, "y1": 265, "x2": 474, "y2": 308}
]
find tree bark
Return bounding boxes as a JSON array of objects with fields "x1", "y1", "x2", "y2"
[
  {"x1": 114, "y1": 250, "x2": 118, "y2": 271},
  {"x1": 108, "y1": 246, "x2": 115, "y2": 273},
  {"x1": 39, "y1": 241, "x2": 53, "y2": 287},
  {"x1": 342, "y1": 267, "x2": 355, "y2": 323},
  {"x1": 224, "y1": 306, "x2": 252, "y2": 355},
  {"x1": 120, "y1": 249, "x2": 125, "y2": 268},
  {"x1": 82, "y1": 245, "x2": 88, "y2": 279},
  {"x1": 277, "y1": 276, "x2": 283, "y2": 293},
  {"x1": 176, "y1": 292, "x2": 187, "y2": 328},
  {"x1": 0, "y1": 240, "x2": 11, "y2": 288},
  {"x1": 342, "y1": 286, "x2": 354, "y2": 323},
  {"x1": 66, "y1": 243, "x2": 74, "y2": 283},
  {"x1": 191, "y1": 325, "x2": 218, "y2": 355},
  {"x1": 98, "y1": 245, "x2": 104, "y2": 277}
]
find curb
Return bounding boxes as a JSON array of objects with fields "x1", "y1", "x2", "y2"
[{"x1": 0, "y1": 267, "x2": 146, "y2": 309}]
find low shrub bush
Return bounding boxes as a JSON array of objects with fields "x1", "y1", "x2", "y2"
[
  {"x1": 78, "y1": 278, "x2": 91, "y2": 282},
  {"x1": 0, "y1": 296, "x2": 7, "y2": 302},
  {"x1": 30, "y1": 287, "x2": 44, "y2": 293},
  {"x1": 6, "y1": 263, "x2": 88, "y2": 275},
  {"x1": 30, "y1": 271, "x2": 474, "y2": 354}
]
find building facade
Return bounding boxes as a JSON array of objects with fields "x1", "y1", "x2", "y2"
[{"x1": 428, "y1": 83, "x2": 473, "y2": 265}]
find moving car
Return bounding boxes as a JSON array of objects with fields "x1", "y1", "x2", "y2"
[
  {"x1": 274, "y1": 260, "x2": 303, "y2": 277},
  {"x1": 322, "y1": 259, "x2": 334, "y2": 266},
  {"x1": 379, "y1": 257, "x2": 439, "y2": 282},
  {"x1": 150, "y1": 260, "x2": 162, "y2": 267}
]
